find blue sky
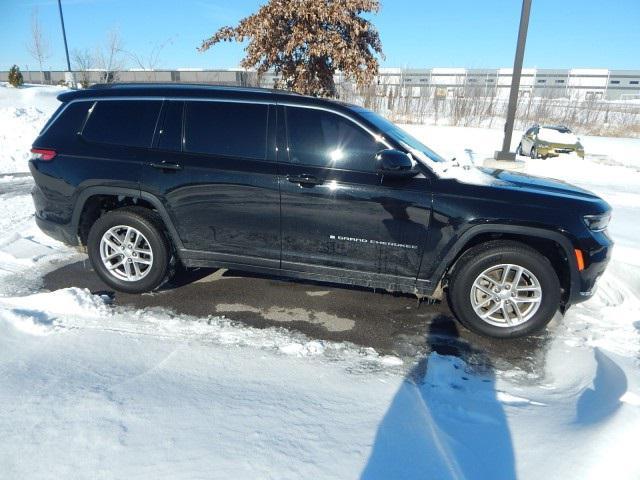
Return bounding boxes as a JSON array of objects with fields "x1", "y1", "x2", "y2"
[{"x1": 1, "y1": 0, "x2": 638, "y2": 71}]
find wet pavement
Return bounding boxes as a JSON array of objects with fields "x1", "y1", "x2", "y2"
[{"x1": 44, "y1": 260, "x2": 552, "y2": 374}]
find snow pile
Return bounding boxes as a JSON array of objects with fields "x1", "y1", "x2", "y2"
[
  {"x1": 0, "y1": 83, "x2": 66, "y2": 174},
  {"x1": 425, "y1": 159, "x2": 500, "y2": 186}
]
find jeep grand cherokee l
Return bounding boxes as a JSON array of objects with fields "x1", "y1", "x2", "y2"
[{"x1": 29, "y1": 84, "x2": 612, "y2": 338}]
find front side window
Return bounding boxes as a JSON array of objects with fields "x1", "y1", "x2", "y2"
[
  {"x1": 82, "y1": 100, "x2": 162, "y2": 148},
  {"x1": 184, "y1": 101, "x2": 268, "y2": 159},
  {"x1": 285, "y1": 107, "x2": 382, "y2": 172}
]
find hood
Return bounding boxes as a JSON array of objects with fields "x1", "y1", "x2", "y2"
[
  {"x1": 537, "y1": 127, "x2": 579, "y2": 145},
  {"x1": 478, "y1": 167, "x2": 602, "y2": 202}
]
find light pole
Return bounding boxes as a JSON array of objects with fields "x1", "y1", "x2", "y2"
[
  {"x1": 494, "y1": 0, "x2": 532, "y2": 161},
  {"x1": 57, "y1": 0, "x2": 74, "y2": 85}
]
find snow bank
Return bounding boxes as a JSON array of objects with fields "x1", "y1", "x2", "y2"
[{"x1": 0, "y1": 83, "x2": 66, "y2": 174}]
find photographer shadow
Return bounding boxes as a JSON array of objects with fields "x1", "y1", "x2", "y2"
[{"x1": 361, "y1": 315, "x2": 516, "y2": 480}]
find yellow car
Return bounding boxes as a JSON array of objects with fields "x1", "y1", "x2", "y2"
[{"x1": 518, "y1": 125, "x2": 585, "y2": 159}]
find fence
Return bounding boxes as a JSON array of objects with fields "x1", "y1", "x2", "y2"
[
  {"x1": 2, "y1": 68, "x2": 638, "y2": 136},
  {"x1": 341, "y1": 84, "x2": 640, "y2": 136}
]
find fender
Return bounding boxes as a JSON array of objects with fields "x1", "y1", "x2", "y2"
[
  {"x1": 71, "y1": 186, "x2": 185, "y2": 251},
  {"x1": 425, "y1": 223, "x2": 580, "y2": 301}
]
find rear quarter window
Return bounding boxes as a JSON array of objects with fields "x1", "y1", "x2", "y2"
[
  {"x1": 38, "y1": 101, "x2": 93, "y2": 146},
  {"x1": 82, "y1": 100, "x2": 162, "y2": 148}
]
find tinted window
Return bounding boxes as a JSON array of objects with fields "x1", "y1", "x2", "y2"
[
  {"x1": 82, "y1": 100, "x2": 162, "y2": 148},
  {"x1": 157, "y1": 101, "x2": 183, "y2": 151},
  {"x1": 286, "y1": 107, "x2": 381, "y2": 171},
  {"x1": 40, "y1": 101, "x2": 93, "y2": 145},
  {"x1": 184, "y1": 101, "x2": 268, "y2": 159}
]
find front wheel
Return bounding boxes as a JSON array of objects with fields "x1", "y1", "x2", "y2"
[
  {"x1": 87, "y1": 207, "x2": 171, "y2": 293},
  {"x1": 447, "y1": 241, "x2": 561, "y2": 338},
  {"x1": 530, "y1": 146, "x2": 538, "y2": 159}
]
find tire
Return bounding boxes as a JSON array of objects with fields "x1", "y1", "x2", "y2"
[
  {"x1": 447, "y1": 240, "x2": 561, "y2": 338},
  {"x1": 87, "y1": 207, "x2": 171, "y2": 293},
  {"x1": 530, "y1": 146, "x2": 537, "y2": 159}
]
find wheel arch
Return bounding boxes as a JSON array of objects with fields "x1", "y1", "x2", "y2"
[
  {"x1": 72, "y1": 187, "x2": 184, "y2": 251},
  {"x1": 435, "y1": 224, "x2": 579, "y2": 305}
]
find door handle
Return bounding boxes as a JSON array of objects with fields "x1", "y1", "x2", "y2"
[
  {"x1": 287, "y1": 174, "x2": 322, "y2": 186},
  {"x1": 150, "y1": 162, "x2": 183, "y2": 171}
]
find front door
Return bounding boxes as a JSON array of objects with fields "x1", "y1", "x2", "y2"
[
  {"x1": 278, "y1": 105, "x2": 431, "y2": 283},
  {"x1": 142, "y1": 99, "x2": 281, "y2": 268}
]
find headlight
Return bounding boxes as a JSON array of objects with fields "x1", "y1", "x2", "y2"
[{"x1": 583, "y1": 213, "x2": 610, "y2": 232}]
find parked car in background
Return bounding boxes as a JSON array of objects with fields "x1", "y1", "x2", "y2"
[{"x1": 518, "y1": 125, "x2": 585, "y2": 159}]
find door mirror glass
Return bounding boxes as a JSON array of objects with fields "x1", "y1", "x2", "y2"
[{"x1": 376, "y1": 149, "x2": 416, "y2": 177}]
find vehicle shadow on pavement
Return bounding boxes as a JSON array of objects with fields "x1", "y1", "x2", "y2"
[{"x1": 360, "y1": 316, "x2": 516, "y2": 480}]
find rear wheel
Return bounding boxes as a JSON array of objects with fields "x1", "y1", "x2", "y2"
[
  {"x1": 447, "y1": 241, "x2": 561, "y2": 338},
  {"x1": 87, "y1": 207, "x2": 171, "y2": 293}
]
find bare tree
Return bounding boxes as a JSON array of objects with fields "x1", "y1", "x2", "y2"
[
  {"x1": 199, "y1": 0, "x2": 384, "y2": 97},
  {"x1": 122, "y1": 37, "x2": 174, "y2": 81},
  {"x1": 26, "y1": 8, "x2": 52, "y2": 84},
  {"x1": 72, "y1": 48, "x2": 95, "y2": 87},
  {"x1": 95, "y1": 28, "x2": 126, "y2": 83}
]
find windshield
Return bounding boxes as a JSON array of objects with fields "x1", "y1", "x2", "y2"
[
  {"x1": 355, "y1": 108, "x2": 447, "y2": 163},
  {"x1": 545, "y1": 125, "x2": 571, "y2": 133}
]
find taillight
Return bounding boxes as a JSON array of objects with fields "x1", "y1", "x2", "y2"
[{"x1": 31, "y1": 148, "x2": 57, "y2": 161}]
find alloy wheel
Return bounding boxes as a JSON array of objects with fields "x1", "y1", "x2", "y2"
[
  {"x1": 469, "y1": 263, "x2": 542, "y2": 327},
  {"x1": 99, "y1": 225, "x2": 154, "y2": 282}
]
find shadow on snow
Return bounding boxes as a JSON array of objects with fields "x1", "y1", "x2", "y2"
[{"x1": 361, "y1": 316, "x2": 516, "y2": 480}]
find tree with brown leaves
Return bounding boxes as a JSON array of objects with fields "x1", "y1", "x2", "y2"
[{"x1": 198, "y1": 0, "x2": 384, "y2": 97}]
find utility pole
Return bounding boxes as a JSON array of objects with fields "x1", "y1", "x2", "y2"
[
  {"x1": 57, "y1": 0, "x2": 74, "y2": 86},
  {"x1": 494, "y1": 0, "x2": 532, "y2": 161}
]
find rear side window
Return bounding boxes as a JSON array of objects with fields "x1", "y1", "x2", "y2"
[
  {"x1": 183, "y1": 101, "x2": 268, "y2": 159},
  {"x1": 82, "y1": 100, "x2": 162, "y2": 148},
  {"x1": 285, "y1": 107, "x2": 381, "y2": 171}
]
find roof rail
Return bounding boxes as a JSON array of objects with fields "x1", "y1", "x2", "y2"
[{"x1": 87, "y1": 82, "x2": 301, "y2": 95}]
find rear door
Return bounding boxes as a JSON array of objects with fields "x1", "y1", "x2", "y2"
[
  {"x1": 278, "y1": 105, "x2": 431, "y2": 282},
  {"x1": 78, "y1": 99, "x2": 163, "y2": 191},
  {"x1": 142, "y1": 99, "x2": 281, "y2": 268}
]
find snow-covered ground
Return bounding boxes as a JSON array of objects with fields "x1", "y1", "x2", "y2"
[{"x1": 0, "y1": 84, "x2": 639, "y2": 479}]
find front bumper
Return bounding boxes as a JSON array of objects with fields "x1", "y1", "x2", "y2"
[
  {"x1": 568, "y1": 231, "x2": 612, "y2": 305},
  {"x1": 537, "y1": 144, "x2": 585, "y2": 159}
]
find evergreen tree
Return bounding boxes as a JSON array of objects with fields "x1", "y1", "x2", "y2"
[{"x1": 8, "y1": 65, "x2": 24, "y2": 87}]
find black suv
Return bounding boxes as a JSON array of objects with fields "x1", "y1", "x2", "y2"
[{"x1": 29, "y1": 84, "x2": 612, "y2": 338}]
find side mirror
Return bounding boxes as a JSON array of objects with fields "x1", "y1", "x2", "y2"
[{"x1": 376, "y1": 149, "x2": 416, "y2": 178}]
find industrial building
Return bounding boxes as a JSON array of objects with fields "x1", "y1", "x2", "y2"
[{"x1": 2, "y1": 67, "x2": 638, "y2": 101}]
